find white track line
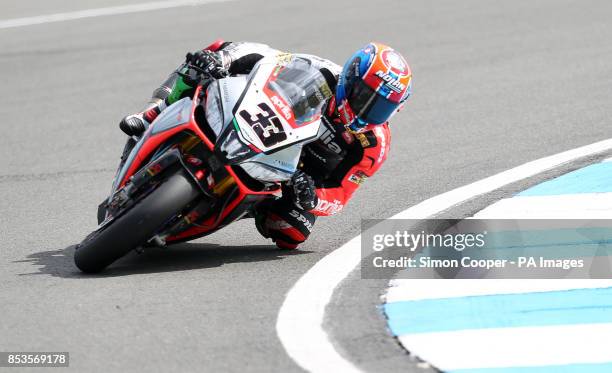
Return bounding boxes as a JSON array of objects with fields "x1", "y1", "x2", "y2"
[
  {"x1": 276, "y1": 138, "x2": 612, "y2": 373},
  {"x1": 0, "y1": 0, "x2": 231, "y2": 29}
]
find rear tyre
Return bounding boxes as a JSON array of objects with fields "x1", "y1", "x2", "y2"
[{"x1": 74, "y1": 172, "x2": 199, "y2": 273}]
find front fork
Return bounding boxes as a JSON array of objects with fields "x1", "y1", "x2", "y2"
[
  {"x1": 97, "y1": 136, "x2": 139, "y2": 224},
  {"x1": 120, "y1": 137, "x2": 138, "y2": 165}
]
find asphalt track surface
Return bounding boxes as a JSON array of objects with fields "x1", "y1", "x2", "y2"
[{"x1": 1, "y1": 0, "x2": 612, "y2": 372}]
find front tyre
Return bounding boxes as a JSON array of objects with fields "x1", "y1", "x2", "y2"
[{"x1": 74, "y1": 172, "x2": 200, "y2": 273}]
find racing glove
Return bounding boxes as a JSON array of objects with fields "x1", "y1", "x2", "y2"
[
  {"x1": 288, "y1": 170, "x2": 318, "y2": 211},
  {"x1": 185, "y1": 50, "x2": 228, "y2": 79}
]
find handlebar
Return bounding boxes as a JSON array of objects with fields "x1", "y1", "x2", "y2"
[{"x1": 177, "y1": 61, "x2": 214, "y2": 87}]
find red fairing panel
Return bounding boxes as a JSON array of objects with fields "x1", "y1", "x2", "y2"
[
  {"x1": 204, "y1": 39, "x2": 226, "y2": 52},
  {"x1": 312, "y1": 124, "x2": 391, "y2": 216}
]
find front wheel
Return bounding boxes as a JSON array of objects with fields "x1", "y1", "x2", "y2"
[{"x1": 74, "y1": 172, "x2": 200, "y2": 273}]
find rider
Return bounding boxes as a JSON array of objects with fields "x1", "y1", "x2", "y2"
[{"x1": 119, "y1": 40, "x2": 412, "y2": 249}]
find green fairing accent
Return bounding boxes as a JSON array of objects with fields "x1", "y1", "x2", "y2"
[{"x1": 167, "y1": 74, "x2": 194, "y2": 104}]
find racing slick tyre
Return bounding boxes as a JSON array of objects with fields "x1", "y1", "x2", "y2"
[{"x1": 74, "y1": 172, "x2": 200, "y2": 273}]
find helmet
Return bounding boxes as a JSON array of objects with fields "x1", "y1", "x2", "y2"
[{"x1": 336, "y1": 42, "x2": 412, "y2": 132}]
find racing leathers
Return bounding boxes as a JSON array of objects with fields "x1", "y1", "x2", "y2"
[{"x1": 123, "y1": 41, "x2": 391, "y2": 249}]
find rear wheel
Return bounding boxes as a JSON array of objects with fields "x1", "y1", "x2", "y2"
[{"x1": 74, "y1": 172, "x2": 200, "y2": 273}]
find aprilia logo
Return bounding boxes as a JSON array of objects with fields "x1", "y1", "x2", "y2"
[
  {"x1": 270, "y1": 95, "x2": 292, "y2": 121},
  {"x1": 320, "y1": 120, "x2": 342, "y2": 154},
  {"x1": 314, "y1": 199, "x2": 344, "y2": 215}
]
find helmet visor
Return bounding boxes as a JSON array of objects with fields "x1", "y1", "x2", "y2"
[{"x1": 347, "y1": 79, "x2": 399, "y2": 124}]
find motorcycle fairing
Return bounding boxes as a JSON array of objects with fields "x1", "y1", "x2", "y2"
[
  {"x1": 110, "y1": 97, "x2": 194, "y2": 198},
  {"x1": 207, "y1": 73, "x2": 303, "y2": 181},
  {"x1": 229, "y1": 56, "x2": 327, "y2": 154}
]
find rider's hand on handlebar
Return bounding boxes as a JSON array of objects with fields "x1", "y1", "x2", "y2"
[
  {"x1": 185, "y1": 50, "x2": 228, "y2": 79},
  {"x1": 288, "y1": 171, "x2": 318, "y2": 211}
]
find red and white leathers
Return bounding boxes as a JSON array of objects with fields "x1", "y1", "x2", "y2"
[{"x1": 309, "y1": 98, "x2": 391, "y2": 217}]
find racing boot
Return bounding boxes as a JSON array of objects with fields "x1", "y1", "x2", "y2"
[{"x1": 119, "y1": 113, "x2": 147, "y2": 137}]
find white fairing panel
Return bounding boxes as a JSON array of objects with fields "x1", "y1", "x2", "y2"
[
  {"x1": 240, "y1": 144, "x2": 302, "y2": 181},
  {"x1": 205, "y1": 76, "x2": 248, "y2": 136},
  {"x1": 110, "y1": 97, "x2": 193, "y2": 198},
  {"x1": 206, "y1": 76, "x2": 301, "y2": 181},
  {"x1": 151, "y1": 97, "x2": 192, "y2": 134}
]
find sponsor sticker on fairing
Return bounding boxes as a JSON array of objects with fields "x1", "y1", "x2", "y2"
[{"x1": 270, "y1": 95, "x2": 292, "y2": 121}]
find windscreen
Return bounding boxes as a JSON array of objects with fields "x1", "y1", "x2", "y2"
[{"x1": 265, "y1": 57, "x2": 332, "y2": 125}]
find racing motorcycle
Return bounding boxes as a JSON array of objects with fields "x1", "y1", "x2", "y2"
[{"x1": 74, "y1": 53, "x2": 332, "y2": 273}]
